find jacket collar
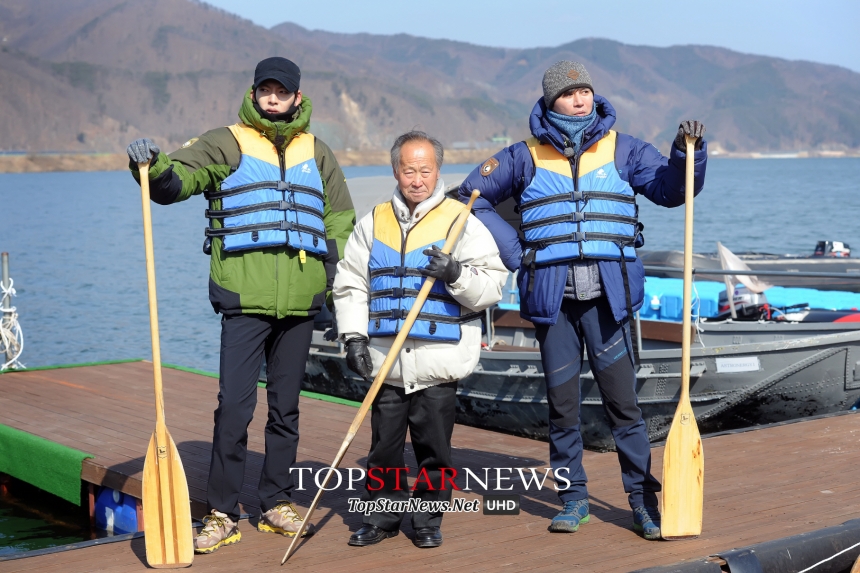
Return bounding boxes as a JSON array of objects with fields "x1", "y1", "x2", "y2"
[
  {"x1": 529, "y1": 94, "x2": 617, "y2": 156},
  {"x1": 390, "y1": 178, "x2": 447, "y2": 228},
  {"x1": 237, "y1": 87, "x2": 313, "y2": 151}
]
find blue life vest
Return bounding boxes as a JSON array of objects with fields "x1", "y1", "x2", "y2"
[
  {"x1": 520, "y1": 131, "x2": 640, "y2": 266},
  {"x1": 368, "y1": 198, "x2": 482, "y2": 342},
  {"x1": 204, "y1": 124, "x2": 327, "y2": 259}
]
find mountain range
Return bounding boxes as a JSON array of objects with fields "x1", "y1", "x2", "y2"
[{"x1": 1, "y1": 0, "x2": 858, "y2": 158}]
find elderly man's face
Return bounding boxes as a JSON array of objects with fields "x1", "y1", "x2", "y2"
[
  {"x1": 394, "y1": 140, "x2": 439, "y2": 213},
  {"x1": 552, "y1": 87, "x2": 594, "y2": 117}
]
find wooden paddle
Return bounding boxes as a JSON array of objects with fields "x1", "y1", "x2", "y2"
[
  {"x1": 138, "y1": 162, "x2": 194, "y2": 568},
  {"x1": 660, "y1": 136, "x2": 704, "y2": 539},
  {"x1": 280, "y1": 189, "x2": 481, "y2": 565}
]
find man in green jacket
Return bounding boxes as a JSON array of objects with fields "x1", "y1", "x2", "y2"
[{"x1": 127, "y1": 56, "x2": 355, "y2": 554}]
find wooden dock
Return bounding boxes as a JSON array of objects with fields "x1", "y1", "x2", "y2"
[{"x1": 1, "y1": 361, "x2": 860, "y2": 572}]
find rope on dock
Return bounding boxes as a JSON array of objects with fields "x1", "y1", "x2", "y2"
[
  {"x1": 0, "y1": 278, "x2": 24, "y2": 370},
  {"x1": 797, "y1": 539, "x2": 860, "y2": 573}
]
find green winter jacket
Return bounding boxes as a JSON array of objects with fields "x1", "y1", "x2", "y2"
[{"x1": 131, "y1": 90, "x2": 355, "y2": 318}]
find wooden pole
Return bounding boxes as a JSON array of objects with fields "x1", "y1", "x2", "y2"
[
  {"x1": 138, "y1": 163, "x2": 194, "y2": 568},
  {"x1": 850, "y1": 552, "x2": 860, "y2": 573},
  {"x1": 660, "y1": 137, "x2": 705, "y2": 539}
]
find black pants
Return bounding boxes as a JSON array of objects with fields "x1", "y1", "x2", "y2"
[
  {"x1": 206, "y1": 313, "x2": 314, "y2": 521},
  {"x1": 363, "y1": 381, "x2": 457, "y2": 531}
]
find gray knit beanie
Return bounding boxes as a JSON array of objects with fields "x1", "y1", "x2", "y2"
[{"x1": 542, "y1": 61, "x2": 594, "y2": 108}]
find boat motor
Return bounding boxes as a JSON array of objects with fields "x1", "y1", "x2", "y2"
[
  {"x1": 718, "y1": 286, "x2": 770, "y2": 320},
  {"x1": 813, "y1": 240, "x2": 851, "y2": 257}
]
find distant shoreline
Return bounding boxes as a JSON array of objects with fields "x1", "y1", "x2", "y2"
[
  {"x1": 1, "y1": 148, "x2": 858, "y2": 174},
  {"x1": 0, "y1": 149, "x2": 498, "y2": 174}
]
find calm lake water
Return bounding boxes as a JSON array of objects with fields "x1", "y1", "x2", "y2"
[
  {"x1": 0, "y1": 478, "x2": 92, "y2": 557},
  {"x1": 1, "y1": 158, "x2": 859, "y2": 374},
  {"x1": 0, "y1": 157, "x2": 859, "y2": 556}
]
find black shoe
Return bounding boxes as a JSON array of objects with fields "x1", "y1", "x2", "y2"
[
  {"x1": 348, "y1": 524, "x2": 399, "y2": 546},
  {"x1": 413, "y1": 526, "x2": 443, "y2": 548}
]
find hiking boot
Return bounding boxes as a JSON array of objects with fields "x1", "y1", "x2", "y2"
[
  {"x1": 632, "y1": 506, "x2": 662, "y2": 540},
  {"x1": 548, "y1": 499, "x2": 590, "y2": 533},
  {"x1": 194, "y1": 510, "x2": 241, "y2": 554},
  {"x1": 257, "y1": 501, "x2": 315, "y2": 537}
]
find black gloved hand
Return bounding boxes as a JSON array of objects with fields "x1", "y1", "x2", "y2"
[
  {"x1": 345, "y1": 336, "x2": 373, "y2": 381},
  {"x1": 127, "y1": 138, "x2": 161, "y2": 166},
  {"x1": 322, "y1": 314, "x2": 338, "y2": 341},
  {"x1": 420, "y1": 245, "x2": 462, "y2": 284},
  {"x1": 674, "y1": 120, "x2": 706, "y2": 151}
]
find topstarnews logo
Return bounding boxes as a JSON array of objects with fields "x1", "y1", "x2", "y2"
[
  {"x1": 346, "y1": 497, "x2": 480, "y2": 516},
  {"x1": 288, "y1": 466, "x2": 576, "y2": 492}
]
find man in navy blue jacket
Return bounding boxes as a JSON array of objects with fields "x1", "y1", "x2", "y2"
[{"x1": 459, "y1": 61, "x2": 707, "y2": 540}]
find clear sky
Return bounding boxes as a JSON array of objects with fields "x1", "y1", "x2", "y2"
[{"x1": 201, "y1": 0, "x2": 860, "y2": 73}]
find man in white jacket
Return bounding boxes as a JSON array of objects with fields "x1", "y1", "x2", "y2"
[{"x1": 333, "y1": 131, "x2": 507, "y2": 549}]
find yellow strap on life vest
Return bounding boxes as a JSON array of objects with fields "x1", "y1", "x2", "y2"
[
  {"x1": 373, "y1": 198, "x2": 464, "y2": 252},
  {"x1": 226, "y1": 123, "x2": 315, "y2": 171},
  {"x1": 526, "y1": 130, "x2": 617, "y2": 178}
]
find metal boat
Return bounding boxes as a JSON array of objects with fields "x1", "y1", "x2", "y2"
[
  {"x1": 302, "y1": 282, "x2": 860, "y2": 451},
  {"x1": 640, "y1": 245, "x2": 860, "y2": 292},
  {"x1": 299, "y1": 176, "x2": 860, "y2": 449}
]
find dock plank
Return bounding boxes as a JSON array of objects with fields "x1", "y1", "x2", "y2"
[{"x1": 1, "y1": 362, "x2": 859, "y2": 572}]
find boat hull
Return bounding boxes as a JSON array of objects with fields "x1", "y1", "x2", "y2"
[
  {"x1": 302, "y1": 324, "x2": 860, "y2": 451},
  {"x1": 639, "y1": 249, "x2": 860, "y2": 291}
]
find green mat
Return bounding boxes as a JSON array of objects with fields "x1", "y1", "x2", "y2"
[{"x1": 0, "y1": 424, "x2": 93, "y2": 505}]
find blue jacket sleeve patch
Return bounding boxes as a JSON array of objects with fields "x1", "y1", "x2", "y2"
[{"x1": 459, "y1": 142, "x2": 535, "y2": 272}]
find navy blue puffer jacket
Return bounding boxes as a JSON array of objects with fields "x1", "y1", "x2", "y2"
[{"x1": 458, "y1": 95, "x2": 708, "y2": 325}]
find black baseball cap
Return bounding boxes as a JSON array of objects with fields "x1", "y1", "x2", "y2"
[{"x1": 253, "y1": 57, "x2": 300, "y2": 93}]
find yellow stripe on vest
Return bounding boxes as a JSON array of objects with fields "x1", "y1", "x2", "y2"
[
  {"x1": 579, "y1": 131, "x2": 616, "y2": 177},
  {"x1": 526, "y1": 131, "x2": 617, "y2": 178},
  {"x1": 373, "y1": 198, "x2": 464, "y2": 252},
  {"x1": 226, "y1": 124, "x2": 315, "y2": 170},
  {"x1": 373, "y1": 202, "x2": 402, "y2": 252}
]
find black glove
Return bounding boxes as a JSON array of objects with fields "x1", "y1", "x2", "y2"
[
  {"x1": 345, "y1": 336, "x2": 373, "y2": 381},
  {"x1": 127, "y1": 138, "x2": 161, "y2": 166},
  {"x1": 420, "y1": 245, "x2": 462, "y2": 284},
  {"x1": 322, "y1": 313, "x2": 338, "y2": 341},
  {"x1": 674, "y1": 120, "x2": 706, "y2": 151}
]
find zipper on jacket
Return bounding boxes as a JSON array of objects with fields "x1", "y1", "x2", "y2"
[
  {"x1": 399, "y1": 222, "x2": 411, "y2": 330},
  {"x1": 278, "y1": 146, "x2": 306, "y2": 265},
  {"x1": 278, "y1": 148, "x2": 286, "y2": 180},
  {"x1": 273, "y1": 146, "x2": 284, "y2": 315},
  {"x1": 567, "y1": 140, "x2": 584, "y2": 259}
]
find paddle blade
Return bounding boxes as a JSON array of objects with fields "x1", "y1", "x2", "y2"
[
  {"x1": 143, "y1": 431, "x2": 194, "y2": 568},
  {"x1": 660, "y1": 397, "x2": 704, "y2": 539}
]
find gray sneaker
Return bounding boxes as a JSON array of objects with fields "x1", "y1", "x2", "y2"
[
  {"x1": 257, "y1": 501, "x2": 316, "y2": 537},
  {"x1": 632, "y1": 506, "x2": 662, "y2": 540},
  {"x1": 549, "y1": 499, "x2": 590, "y2": 533},
  {"x1": 194, "y1": 510, "x2": 241, "y2": 554}
]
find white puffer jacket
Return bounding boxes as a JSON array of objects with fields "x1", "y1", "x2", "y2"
[{"x1": 333, "y1": 179, "x2": 507, "y2": 393}]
